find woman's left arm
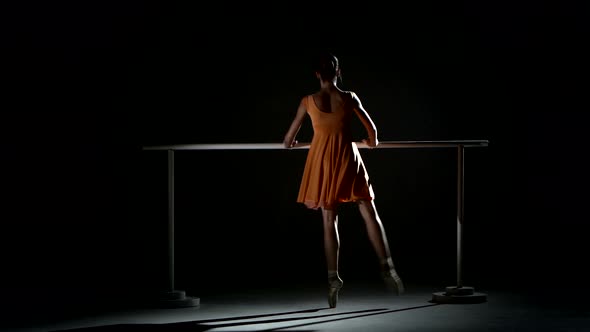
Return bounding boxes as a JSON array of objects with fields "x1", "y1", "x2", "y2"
[{"x1": 283, "y1": 97, "x2": 308, "y2": 148}]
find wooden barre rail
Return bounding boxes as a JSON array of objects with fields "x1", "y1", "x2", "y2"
[{"x1": 142, "y1": 140, "x2": 489, "y2": 151}]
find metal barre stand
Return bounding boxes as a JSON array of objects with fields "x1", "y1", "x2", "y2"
[{"x1": 143, "y1": 140, "x2": 489, "y2": 306}]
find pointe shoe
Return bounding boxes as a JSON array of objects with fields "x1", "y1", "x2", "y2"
[
  {"x1": 328, "y1": 278, "x2": 343, "y2": 308},
  {"x1": 382, "y1": 270, "x2": 405, "y2": 295}
]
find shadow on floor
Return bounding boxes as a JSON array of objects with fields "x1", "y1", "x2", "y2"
[{"x1": 50, "y1": 304, "x2": 440, "y2": 332}]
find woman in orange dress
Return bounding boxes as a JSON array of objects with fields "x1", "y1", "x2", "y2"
[{"x1": 283, "y1": 52, "x2": 404, "y2": 308}]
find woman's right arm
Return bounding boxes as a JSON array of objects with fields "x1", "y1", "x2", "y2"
[
  {"x1": 283, "y1": 97, "x2": 308, "y2": 148},
  {"x1": 351, "y1": 92, "x2": 379, "y2": 148}
]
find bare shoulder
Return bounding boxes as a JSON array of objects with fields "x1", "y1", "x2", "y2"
[
  {"x1": 299, "y1": 93, "x2": 312, "y2": 105},
  {"x1": 343, "y1": 90, "x2": 362, "y2": 106}
]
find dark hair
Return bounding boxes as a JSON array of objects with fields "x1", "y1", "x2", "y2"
[{"x1": 315, "y1": 52, "x2": 340, "y2": 81}]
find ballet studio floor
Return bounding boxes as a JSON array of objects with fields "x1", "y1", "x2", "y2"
[{"x1": 2, "y1": 280, "x2": 588, "y2": 332}]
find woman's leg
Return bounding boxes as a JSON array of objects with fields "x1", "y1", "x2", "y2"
[
  {"x1": 322, "y1": 207, "x2": 343, "y2": 307},
  {"x1": 357, "y1": 199, "x2": 391, "y2": 261},
  {"x1": 358, "y1": 199, "x2": 404, "y2": 294}
]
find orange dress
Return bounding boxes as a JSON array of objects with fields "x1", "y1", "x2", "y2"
[{"x1": 297, "y1": 92, "x2": 375, "y2": 210}]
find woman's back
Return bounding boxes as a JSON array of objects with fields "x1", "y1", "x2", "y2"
[
  {"x1": 306, "y1": 90, "x2": 356, "y2": 138},
  {"x1": 310, "y1": 88, "x2": 349, "y2": 114}
]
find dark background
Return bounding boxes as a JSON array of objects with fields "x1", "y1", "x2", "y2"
[{"x1": 1, "y1": 0, "x2": 588, "y2": 322}]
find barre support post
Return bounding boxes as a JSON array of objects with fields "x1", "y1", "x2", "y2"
[
  {"x1": 156, "y1": 149, "x2": 200, "y2": 308},
  {"x1": 431, "y1": 145, "x2": 487, "y2": 304},
  {"x1": 457, "y1": 144, "x2": 464, "y2": 288},
  {"x1": 168, "y1": 149, "x2": 175, "y2": 292}
]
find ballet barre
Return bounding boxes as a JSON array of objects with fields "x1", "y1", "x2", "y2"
[
  {"x1": 142, "y1": 140, "x2": 489, "y2": 151},
  {"x1": 143, "y1": 140, "x2": 489, "y2": 306}
]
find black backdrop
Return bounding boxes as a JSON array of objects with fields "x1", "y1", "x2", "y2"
[{"x1": 1, "y1": 0, "x2": 588, "y2": 319}]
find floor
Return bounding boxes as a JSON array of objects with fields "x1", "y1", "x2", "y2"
[{"x1": 2, "y1": 280, "x2": 588, "y2": 332}]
